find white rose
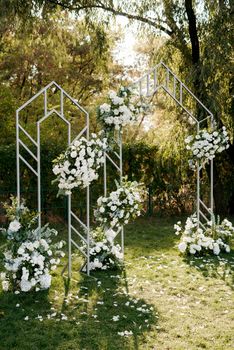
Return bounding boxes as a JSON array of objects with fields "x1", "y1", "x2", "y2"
[
  {"x1": 9, "y1": 220, "x2": 21, "y2": 232},
  {"x1": 2, "y1": 280, "x2": 9, "y2": 292},
  {"x1": 99, "y1": 207, "x2": 105, "y2": 213},
  {"x1": 178, "y1": 242, "x2": 187, "y2": 253}
]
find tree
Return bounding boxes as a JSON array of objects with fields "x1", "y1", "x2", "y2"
[
  {"x1": 0, "y1": 9, "x2": 118, "y2": 144},
  {"x1": 1, "y1": 0, "x2": 233, "y2": 214}
]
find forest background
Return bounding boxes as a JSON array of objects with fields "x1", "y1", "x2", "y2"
[{"x1": 0, "y1": 0, "x2": 233, "y2": 221}]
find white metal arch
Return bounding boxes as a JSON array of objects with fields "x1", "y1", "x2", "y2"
[
  {"x1": 16, "y1": 81, "x2": 90, "y2": 277},
  {"x1": 131, "y1": 61, "x2": 214, "y2": 228}
]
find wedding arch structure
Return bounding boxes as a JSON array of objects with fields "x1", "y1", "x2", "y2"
[
  {"x1": 16, "y1": 62, "x2": 214, "y2": 277},
  {"x1": 131, "y1": 62, "x2": 215, "y2": 228}
]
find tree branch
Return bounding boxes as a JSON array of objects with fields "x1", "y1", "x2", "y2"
[{"x1": 46, "y1": 0, "x2": 174, "y2": 37}]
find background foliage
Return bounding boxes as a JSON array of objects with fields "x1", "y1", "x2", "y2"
[{"x1": 0, "y1": 1, "x2": 233, "y2": 220}]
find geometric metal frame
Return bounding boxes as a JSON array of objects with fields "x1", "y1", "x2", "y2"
[
  {"x1": 16, "y1": 81, "x2": 90, "y2": 277},
  {"x1": 132, "y1": 61, "x2": 215, "y2": 228},
  {"x1": 15, "y1": 62, "x2": 214, "y2": 281}
]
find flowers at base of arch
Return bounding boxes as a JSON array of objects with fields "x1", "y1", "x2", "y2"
[
  {"x1": 0, "y1": 197, "x2": 65, "y2": 293},
  {"x1": 185, "y1": 126, "x2": 229, "y2": 169},
  {"x1": 87, "y1": 227, "x2": 123, "y2": 271},
  {"x1": 174, "y1": 214, "x2": 233, "y2": 256},
  {"x1": 97, "y1": 86, "x2": 147, "y2": 133},
  {"x1": 94, "y1": 179, "x2": 146, "y2": 230},
  {"x1": 52, "y1": 132, "x2": 108, "y2": 196}
]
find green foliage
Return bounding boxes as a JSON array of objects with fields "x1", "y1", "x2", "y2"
[{"x1": 0, "y1": 9, "x2": 118, "y2": 148}]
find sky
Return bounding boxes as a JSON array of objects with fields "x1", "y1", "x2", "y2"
[{"x1": 113, "y1": 17, "x2": 137, "y2": 66}]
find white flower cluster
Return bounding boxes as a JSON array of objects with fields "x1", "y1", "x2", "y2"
[
  {"x1": 97, "y1": 87, "x2": 142, "y2": 132},
  {"x1": 88, "y1": 227, "x2": 123, "y2": 271},
  {"x1": 1, "y1": 198, "x2": 65, "y2": 293},
  {"x1": 175, "y1": 215, "x2": 233, "y2": 256},
  {"x1": 118, "y1": 330, "x2": 133, "y2": 337},
  {"x1": 185, "y1": 126, "x2": 229, "y2": 169},
  {"x1": 53, "y1": 133, "x2": 108, "y2": 195},
  {"x1": 95, "y1": 180, "x2": 145, "y2": 230}
]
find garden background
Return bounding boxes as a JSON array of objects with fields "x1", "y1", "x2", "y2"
[{"x1": 0, "y1": 1, "x2": 234, "y2": 350}]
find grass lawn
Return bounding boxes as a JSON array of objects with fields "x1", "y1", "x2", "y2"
[{"x1": 0, "y1": 216, "x2": 233, "y2": 350}]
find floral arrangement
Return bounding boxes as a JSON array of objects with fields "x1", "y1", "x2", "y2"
[
  {"x1": 88, "y1": 227, "x2": 123, "y2": 271},
  {"x1": 52, "y1": 132, "x2": 108, "y2": 196},
  {"x1": 95, "y1": 179, "x2": 146, "y2": 230},
  {"x1": 174, "y1": 214, "x2": 233, "y2": 256},
  {"x1": 185, "y1": 126, "x2": 229, "y2": 169},
  {"x1": 0, "y1": 197, "x2": 65, "y2": 292},
  {"x1": 97, "y1": 86, "x2": 146, "y2": 133}
]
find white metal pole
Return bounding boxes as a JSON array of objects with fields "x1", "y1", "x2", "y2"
[
  {"x1": 68, "y1": 194, "x2": 72, "y2": 278},
  {"x1": 67, "y1": 117, "x2": 72, "y2": 278},
  {"x1": 37, "y1": 122, "x2": 41, "y2": 231},
  {"x1": 119, "y1": 131, "x2": 124, "y2": 256},
  {"x1": 210, "y1": 116, "x2": 214, "y2": 222},
  {"x1": 86, "y1": 113, "x2": 90, "y2": 275},
  {"x1": 104, "y1": 152, "x2": 107, "y2": 197},
  {"x1": 196, "y1": 123, "x2": 200, "y2": 228},
  {"x1": 16, "y1": 111, "x2": 20, "y2": 203}
]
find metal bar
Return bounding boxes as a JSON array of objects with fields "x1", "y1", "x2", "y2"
[
  {"x1": 38, "y1": 108, "x2": 70, "y2": 125},
  {"x1": 72, "y1": 126, "x2": 87, "y2": 142},
  {"x1": 119, "y1": 132, "x2": 124, "y2": 256},
  {"x1": 18, "y1": 124, "x2": 38, "y2": 146},
  {"x1": 71, "y1": 211, "x2": 88, "y2": 230},
  {"x1": 53, "y1": 82, "x2": 89, "y2": 116},
  {"x1": 197, "y1": 121, "x2": 200, "y2": 228},
  {"x1": 161, "y1": 86, "x2": 198, "y2": 123},
  {"x1": 198, "y1": 115, "x2": 213, "y2": 125},
  {"x1": 199, "y1": 199, "x2": 212, "y2": 214},
  {"x1": 146, "y1": 73, "x2": 150, "y2": 96},
  {"x1": 68, "y1": 195, "x2": 72, "y2": 278},
  {"x1": 86, "y1": 112, "x2": 90, "y2": 276},
  {"x1": 37, "y1": 122, "x2": 41, "y2": 231},
  {"x1": 104, "y1": 152, "x2": 107, "y2": 196},
  {"x1": 180, "y1": 82, "x2": 183, "y2": 104},
  {"x1": 173, "y1": 76, "x2": 176, "y2": 98},
  {"x1": 106, "y1": 154, "x2": 121, "y2": 172},
  {"x1": 16, "y1": 81, "x2": 56, "y2": 112},
  {"x1": 199, "y1": 221, "x2": 206, "y2": 230},
  {"x1": 71, "y1": 225, "x2": 87, "y2": 243},
  {"x1": 210, "y1": 119, "x2": 214, "y2": 217},
  {"x1": 71, "y1": 239, "x2": 88, "y2": 258},
  {"x1": 160, "y1": 62, "x2": 214, "y2": 116},
  {"x1": 16, "y1": 112, "x2": 20, "y2": 202},
  {"x1": 44, "y1": 90, "x2": 47, "y2": 116},
  {"x1": 166, "y1": 68, "x2": 169, "y2": 90},
  {"x1": 19, "y1": 154, "x2": 38, "y2": 176},
  {"x1": 60, "y1": 90, "x2": 63, "y2": 116},
  {"x1": 114, "y1": 151, "x2": 120, "y2": 160},
  {"x1": 19, "y1": 140, "x2": 38, "y2": 161},
  {"x1": 199, "y1": 210, "x2": 209, "y2": 222}
]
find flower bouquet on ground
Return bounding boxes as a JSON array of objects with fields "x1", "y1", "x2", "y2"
[
  {"x1": 87, "y1": 227, "x2": 123, "y2": 271},
  {"x1": 0, "y1": 197, "x2": 65, "y2": 292},
  {"x1": 52, "y1": 132, "x2": 108, "y2": 196},
  {"x1": 185, "y1": 126, "x2": 229, "y2": 169},
  {"x1": 94, "y1": 178, "x2": 146, "y2": 230},
  {"x1": 174, "y1": 214, "x2": 233, "y2": 256}
]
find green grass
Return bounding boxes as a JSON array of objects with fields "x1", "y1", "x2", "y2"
[{"x1": 0, "y1": 217, "x2": 234, "y2": 350}]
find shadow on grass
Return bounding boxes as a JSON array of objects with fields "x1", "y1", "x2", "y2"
[
  {"x1": 124, "y1": 217, "x2": 179, "y2": 254},
  {"x1": 0, "y1": 267, "x2": 158, "y2": 350},
  {"x1": 183, "y1": 251, "x2": 234, "y2": 290}
]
